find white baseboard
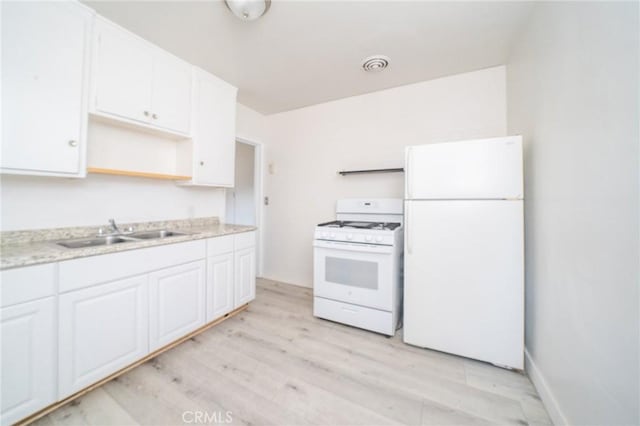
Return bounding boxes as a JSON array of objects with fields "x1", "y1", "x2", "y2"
[
  {"x1": 525, "y1": 348, "x2": 569, "y2": 426},
  {"x1": 259, "y1": 275, "x2": 312, "y2": 289}
]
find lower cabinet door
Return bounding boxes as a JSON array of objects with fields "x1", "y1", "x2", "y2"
[
  {"x1": 206, "y1": 253, "x2": 234, "y2": 322},
  {"x1": 1, "y1": 297, "x2": 56, "y2": 425},
  {"x1": 149, "y1": 260, "x2": 206, "y2": 351},
  {"x1": 234, "y1": 247, "x2": 256, "y2": 307},
  {"x1": 58, "y1": 275, "x2": 149, "y2": 399}
]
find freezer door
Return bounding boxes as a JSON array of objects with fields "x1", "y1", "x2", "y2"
[
  {"x1": 403, "y1": 200, "x2": 524, "y2": 369},
  {"x1": 405, "y1": 136, "x2": 523, "y2": 200}
]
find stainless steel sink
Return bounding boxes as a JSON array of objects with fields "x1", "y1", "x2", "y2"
[
  {"x1": 56, "y1": 235, "x2": 132, "y2": 249},
  {"x1": 128, "y1": 230, "x2": 188, "y2": 239},
  {"x1": 56, "y1": 228, "x2": 190, "y2": 249}
]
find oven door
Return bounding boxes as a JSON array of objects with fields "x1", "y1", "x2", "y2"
[{"x1": 313, "y1": 240, "x2": 394, "y2": 311}]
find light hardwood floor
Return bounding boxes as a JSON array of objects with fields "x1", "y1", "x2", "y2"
[{"x1": 34, "y1": 279, "x2": 551, "y2": 426}]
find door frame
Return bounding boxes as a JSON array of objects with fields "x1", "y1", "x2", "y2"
[{"x1": 234, "y1": 136, "x2": 264, "y2": 277}]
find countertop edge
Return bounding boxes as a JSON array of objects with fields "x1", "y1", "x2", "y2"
[{"x1": 0, "y1": 225, "x2": 257, "y2": 271}]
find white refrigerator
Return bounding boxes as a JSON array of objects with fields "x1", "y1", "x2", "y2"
[{"x1": 403, "y1": 136, "x2": 524, "y2": 369}]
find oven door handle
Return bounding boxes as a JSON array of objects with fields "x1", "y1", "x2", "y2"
[{"x1": 313, "y1": 240, "x2": 394, "y2": 254}]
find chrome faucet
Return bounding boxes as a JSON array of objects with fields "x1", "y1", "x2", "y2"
[{"x1": 108, "y1": 218, "x2": 121, "y2": 235}]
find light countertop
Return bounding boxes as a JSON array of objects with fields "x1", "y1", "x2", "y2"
[{"x1": 0, "y1": 217, "x2": 255, "y2": 270}]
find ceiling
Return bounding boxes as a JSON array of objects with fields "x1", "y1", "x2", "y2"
[{"x1": 84, "y1": 1, "x2": 534, "y2": 115}]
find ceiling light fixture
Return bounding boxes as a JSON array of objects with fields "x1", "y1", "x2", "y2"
[
  {"x1": 224, "y1": 0, "x2": 271, "y2": 21},
  {"x1": 361, "y1": 55, "x2": 390, "y2": 72}
]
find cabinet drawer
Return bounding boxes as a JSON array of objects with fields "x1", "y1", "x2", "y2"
[
  {"x1": 1, "y1": 263, "x2": 56, "y2": 307},
  {"x1": 59, "y1": 240, "x2": 206, "y2": 293},
  {"x1": 207, "y1": 235, "x2": 234, "y2": 256},
  {"x1": 313, "y1": 297, "x2": 394, "y2": 336},
  {"x1": 234, "y1": 231, "x2": 255, "y2": 251}
]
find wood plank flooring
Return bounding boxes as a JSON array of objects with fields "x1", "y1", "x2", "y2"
[{"x1": 34, "y1": 279, "x2": 552, "y2": 426}]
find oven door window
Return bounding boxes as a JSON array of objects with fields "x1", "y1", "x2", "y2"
[
  {"x1": 313, "y1": 242, "x2": 394, "y2": 311},
  {"x1": 325, "y1": 256, "x2": 378, "y2": 290}
]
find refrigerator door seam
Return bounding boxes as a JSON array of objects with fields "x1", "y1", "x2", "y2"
[{"x1": 404, "y1": 198, "x2": 524, "y2": 201}]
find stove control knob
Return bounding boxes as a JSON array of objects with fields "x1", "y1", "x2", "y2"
[
  {"x1": 347, "y1": 234, "x2": 354, "y2": 240},
  {"x1": 330, "y1": 233, "x2": 336, "y2": 239},
  {"x1": 365, "y1": 235, "x2": 373, "y2": 242},
  {"x1": 322, "y1": 232, "x2": 328, "y2": 238},
  {"x1": 375, "y1": 236, "x2": 383, "y2": 242}
]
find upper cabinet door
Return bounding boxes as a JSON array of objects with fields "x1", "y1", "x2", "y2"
[
  {"x1": 192, "y1": 68, "x2": 238, "y2": 186},
  {"x1": 151, "y1": 51, "x2": 192, "y2": 134},
  {"x1": 93, "y1": 19, "x2": 153, "y2": 124},
  {"x1": 1, "y1": 1, "x2": 92, "y2": 176},
  {"x1": 91, "y1": 18, "x2": 192, "y2": 137}
]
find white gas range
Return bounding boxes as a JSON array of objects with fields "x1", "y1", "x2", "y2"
[{"x1": 313, "y1": 199, "x2": 403, "y2": 336}]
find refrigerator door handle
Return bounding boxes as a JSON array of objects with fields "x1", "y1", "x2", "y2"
[{"x1": 406, "y1": 202, "x2": 412, "y2": 254}]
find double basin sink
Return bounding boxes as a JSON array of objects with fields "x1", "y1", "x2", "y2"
[{"x1": 56, "y1": 230, "x2": 189, "y2": 249}]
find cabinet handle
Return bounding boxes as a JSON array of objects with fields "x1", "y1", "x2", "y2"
[
  {"x1": 152, "y1": 113, "x2": 158, "y2": 120},
  {"x1": 68, "y1": 140, "x2": 78, "y2": 147},
  {"x1": 144, "y1": 111, "x2": 150, "y2": 117},
  {"x1": 199, "y1": 161, "x2": 204, "y2": 166}
]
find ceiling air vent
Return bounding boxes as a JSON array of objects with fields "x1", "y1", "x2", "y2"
[{"x1": 361, "y1": 55, "x2": 390, "y2": 72}]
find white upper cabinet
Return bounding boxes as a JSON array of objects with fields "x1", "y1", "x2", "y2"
[
  {"x1": 1, "y1": 1, "x2": 92, "y2": 177},
  {"x1": 151, "y1": 50, "x2": 192, "y2": 134},
  {"x1": 91, "y1": 18, "x2": 192, "y2": 136},
  {"x1": 93, "y1": 19, "x2": 153, "y2": 125},
  {"x1": 179, "y1": 68, "x2": 237, "y2": 186}
]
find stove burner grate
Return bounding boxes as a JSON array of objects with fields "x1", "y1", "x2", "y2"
[{"x1": 318, "y1": 220, "x2": 401, "y2": 231}]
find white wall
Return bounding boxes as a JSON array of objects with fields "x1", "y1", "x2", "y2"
[
  {"x1": 0, "y1": 102, "x2": 265, "y2": 231},
  {"x1": 236, "y1": 103, "x2": 267, "y2": 143},
  {"x1": 0, "y1": 172, "x2": 224, "y2": 230},
  {"x1": 263, "y1": 66, "x2": 507, "y2": 287},
  {"x1": 226, "y1": 141, "x2": 255, "y2": 226},
  {"x1": 506, "y1": 3, "x2": 639, "y2": 425}
]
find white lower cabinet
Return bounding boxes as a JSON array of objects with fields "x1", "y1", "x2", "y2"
[
  {"x1": 234, "y1": 246, "x2": 256, "y2": 307},
  {"x1": 0, "y1": 297, "x2": 56, "y2": 425},
  {"x1": 149, "y1": 260, "x2": 206, "y2": 351},
  {"x1": 1, "y1": 233, "x2": 256, "y2": 423},
  {"x1": 205, "y1": 231, "x2": 256, "y2": 319},
  {"x1": 58, "y1": 275, "x2": 149, "y2": 399},
  {"x1": 206, "y1": 253, "x2": 234, "y2": 322}
]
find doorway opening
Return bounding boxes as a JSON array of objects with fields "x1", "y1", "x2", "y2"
[{"x1": 225, "y1": 138, "x2": 264, "y2": 276}]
